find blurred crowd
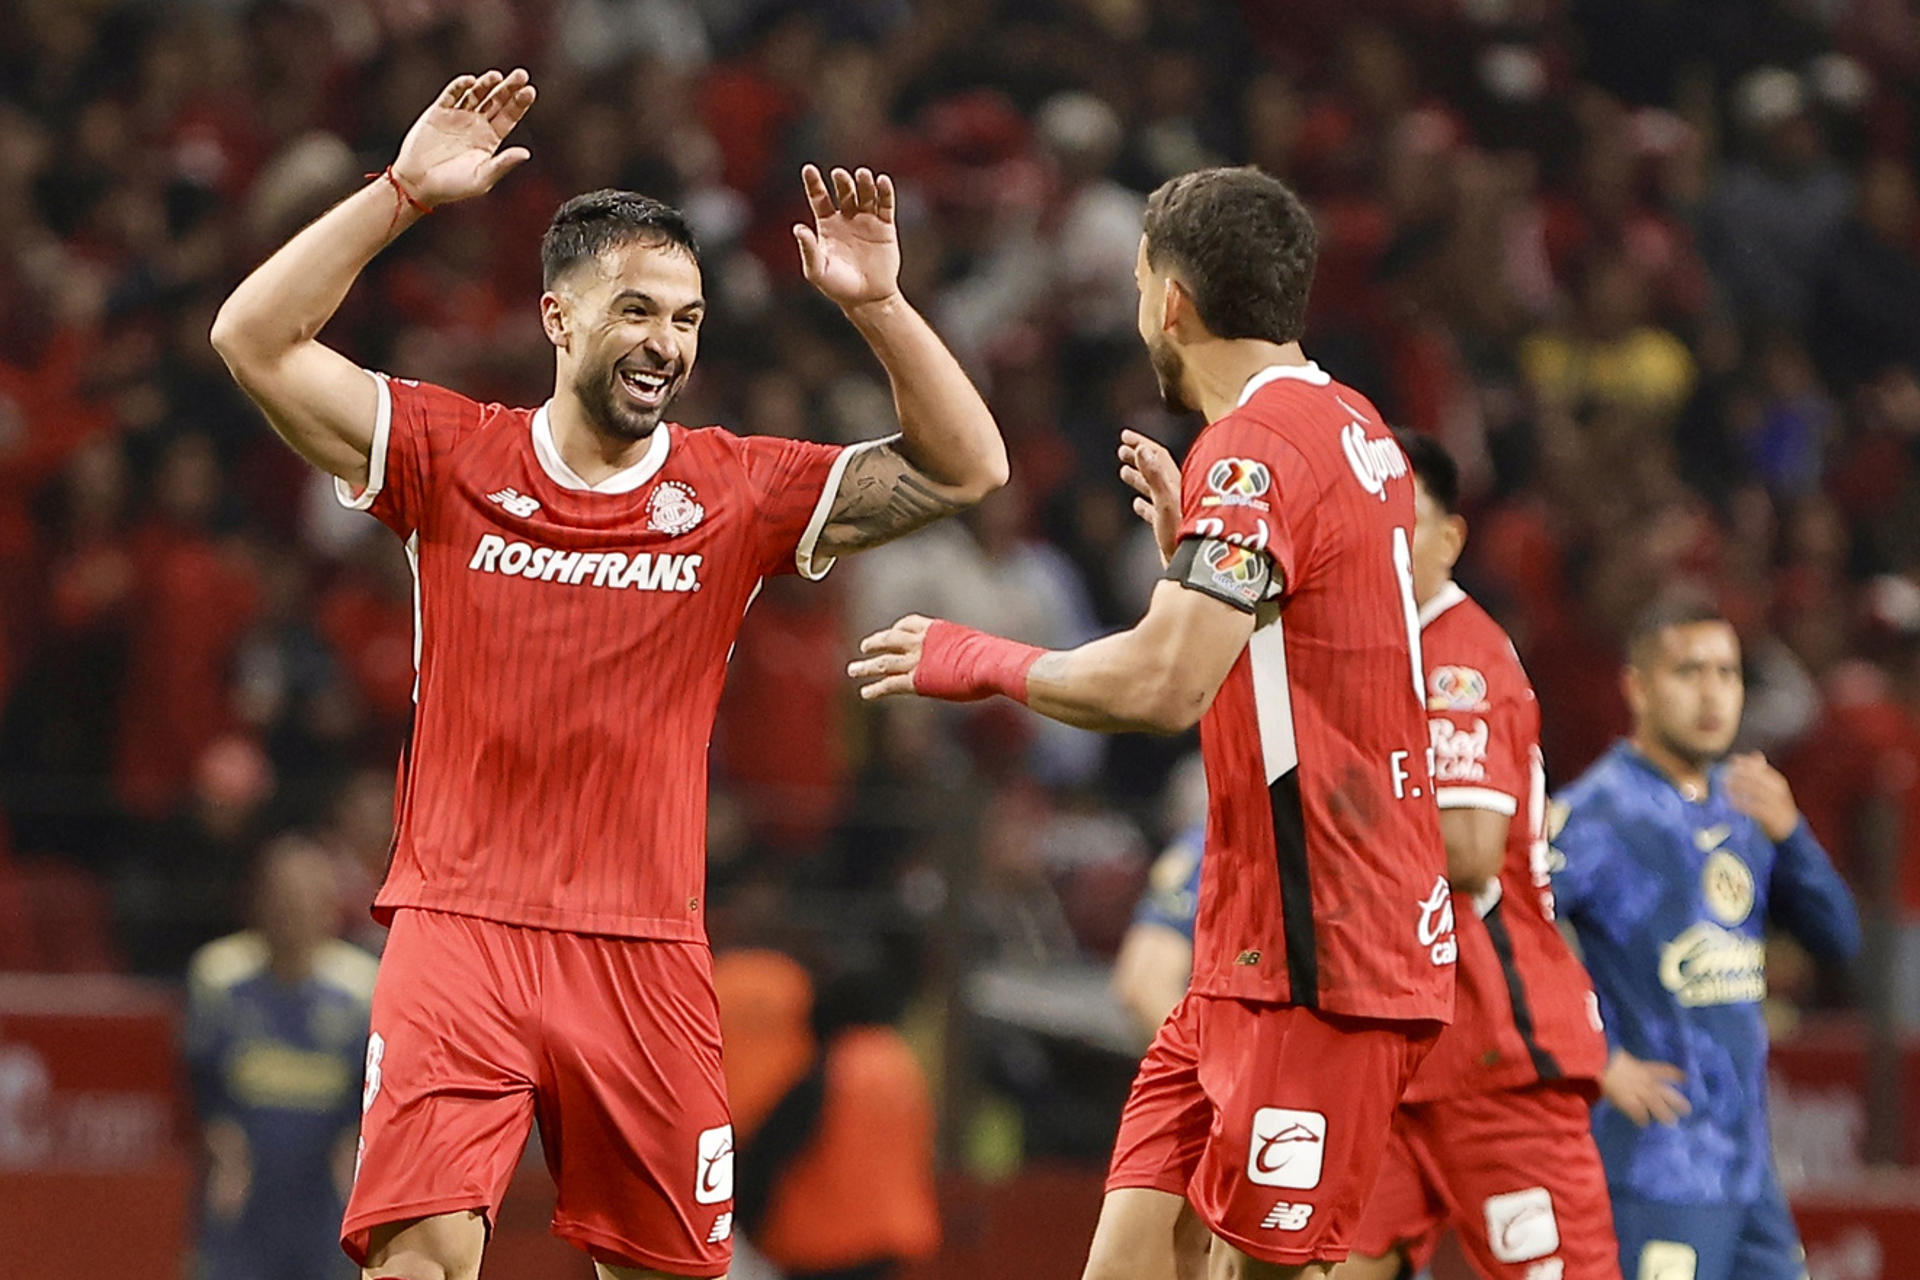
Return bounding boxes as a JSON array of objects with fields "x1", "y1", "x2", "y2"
[{"x1": 1, "y1": 0, "x2": 1919, "y2": 1089}]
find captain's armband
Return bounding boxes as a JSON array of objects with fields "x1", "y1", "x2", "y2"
[{"x1": 1165, "y1": 536, "x2": 1273, "y2": 613}]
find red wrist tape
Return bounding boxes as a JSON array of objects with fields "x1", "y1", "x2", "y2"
[{"x1": 912, "y1": 621, "x2": 1043, "y2": 705}]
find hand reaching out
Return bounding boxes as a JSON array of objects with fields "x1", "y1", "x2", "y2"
[
  {"x1": 1725, "y1": 752, "x2": 1800, "y2": 843},
  {"x1": 794, "y1": 165, "x2": 902, "y2": 311},
  {"x1": 390, "y1": 68, "x2": 537, "y2": 209},
  {"x1": 1602, "y1": 1049, "x2": 1691, "y2": 1127},
  {"x1": 1118, "y1": 429, "x2": 1182, "y2": 566}
]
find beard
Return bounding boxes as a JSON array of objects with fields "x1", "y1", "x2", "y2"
[
  {"x1": 1147, "y1": 332, "x2": 1195, "y2": 415},
  {"x1": 574, "y1": 356, "x2": 682, "y2": 441},
  {"x1": 1650, "y1": 718, "x2": 1734, "y2": 771}
]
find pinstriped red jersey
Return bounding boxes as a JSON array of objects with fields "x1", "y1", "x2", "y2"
[
  {"x1": 1399, "y1": 584, "x2": 1607, "y2": 1099},
  {"x1": 338, "y1": 373, "x2": 856, "y2": 939},
  {"x1": 1176, "y1": 363, "x2": 1454, "y2": 1022}
]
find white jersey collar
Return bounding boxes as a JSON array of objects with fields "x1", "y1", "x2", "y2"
[
  {"x1": 1419, "y1": 580, "x2": 1469, "y2": 630},
  {"x1": 532, "y1": 403, "x2": 670, "y2": 494},
  {"x1": 1236, "y1": 360, "x2": 1331, "y2": 407}
]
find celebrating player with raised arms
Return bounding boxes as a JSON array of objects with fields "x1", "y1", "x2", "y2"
[
  {"x1": 851, "y1": 167, "x2": 1453, "y2": 1280},
  {"x1": 1335, "y1": 434, "x2": 1618, "y2": 1280},
  {"x1": 210, "y1": 68, "x2": 1007, "y2": 1280},
  {"x1": 1551, "y1": 599, "x2": 1860, "y2": 1280}
]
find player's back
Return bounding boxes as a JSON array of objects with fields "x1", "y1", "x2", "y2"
[{"x1": 1181, "y1": 364, "x2": 1451, "y2": 1022}]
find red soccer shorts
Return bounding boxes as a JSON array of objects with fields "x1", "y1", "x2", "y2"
[
  {"x1": 1107, "y1": 994, "x2": 1437, "y2": 1266},
  {"x1": 342, "y1": 909, "x2": 734, "y2": 1276},
  {"x1": 1351, "y1": 1083, "x2": 1620, "y2": 1279}
]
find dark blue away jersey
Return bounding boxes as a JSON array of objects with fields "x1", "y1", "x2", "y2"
[{"x1": 1551, "y1": 741, "x2": 1860, "y2": 1205}]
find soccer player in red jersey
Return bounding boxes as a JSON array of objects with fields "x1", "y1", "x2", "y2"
[
  {"x1": 1334, "y1": 434, "x2": 1618, "y2": 1280},
  {"x1": 851, "y1": 167, "x2": 1453, "y2": 1280},
  {"x1": 210, "y1": 69, "x2": 1008, "y2": 1280}
]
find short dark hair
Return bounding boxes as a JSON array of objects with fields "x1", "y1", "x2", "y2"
[
  {"x1": 1627, "y1": 594, "x2": 1731, "y2": 669},
  {"x1": 540, "y1": 189, "x2": 700, "y2": 289},
  {"x1": 1395, "y1": 430, "x2": 1459, "y2": 514},
  {"x1": 1142, "y1": 166, "x2": 1318, "y2": 344}
]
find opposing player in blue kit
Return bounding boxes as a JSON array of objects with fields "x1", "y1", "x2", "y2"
[{"x1": 1550, "y1": 598, "x2": 1861, "y2": 1280}]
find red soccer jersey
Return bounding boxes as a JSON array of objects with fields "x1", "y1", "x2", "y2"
[
  {"x1": 1175, "y1": 363, "x2": 1453, "y2": 1022},
  {"x1": 1399, "y1": 583, "x2": 1608, "y2": 1100},
  {"x1": 338, "y1": 372, "x2": 860, "y2": 939}
]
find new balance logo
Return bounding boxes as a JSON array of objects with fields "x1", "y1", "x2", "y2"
[
  {"x1": 1260, "y1": 1201, "x2": 1314, "y2": 1231},
  {"x1": 486, "y1": 487, "x2": 541, "y2": 518},
  {"x1": 468, "y1": 534, "x2": 701, "y2": 593},
  {"x1": 707, "y1": 1212, "x2": 733, "y2": 1244}
]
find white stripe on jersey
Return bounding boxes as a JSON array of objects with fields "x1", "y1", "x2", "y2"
[{"x1": 1248, "y1": 614, "x2": 1298, "y2": 784}]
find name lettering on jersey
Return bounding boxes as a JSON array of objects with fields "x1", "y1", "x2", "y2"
[
  {"x1": 1658, "y1": 922, "x2": 1766, "y2": 1006},
  {"x1": 1430, "y1": 716, "x2": 1490, "y2": 783},
  {"x1": 1417, "y1": 875, "x2": 1457, "y2": 966},
  {"x1": 1192, "y1": 515, "x2": 1271, "y2": 551},
  {"x1": 1260, "y1": 1201, "x2": 1314, "y2": 1231},
  {"x1": 486, "y1": 487, "x2": 542, "y2": 518},
  {"x1": 1701, "y1": 849, "x2": 1755, "y2": 926},
  {"x1": 1202, "y1": 458, "x2": 1272, "y2": 511},
  {"x1": 1340, "y1": 422, "x2": 1407, "y2": 501},
  {"x1": 468, "y1": 534, "x2": 702, "y2": 592},
  {"x1": 1428, "y1": 665, "x2": 1490, "y2": 712},
  {"x1": 648, "y1": 480, "x2": 705, "y2": 536}
]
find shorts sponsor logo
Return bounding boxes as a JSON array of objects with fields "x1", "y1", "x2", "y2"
[
  {"x1": 1417, "y1": 876, "x2": 1457, "y2": 966},
  {"x1": 1430, "y1": 715, "x2": 1490, "y2": 783},
  {"x1": 647, "y1": 480, "x2": 705, "y2": 536},
  {"x1": 468, "y1": 534, "x2": 702, "y2": 593},
  {"x1": 1637, "y1": 1240, "x2": 1698, "y2": 1280},
  {"x1": 1202, "y1": 458, "x2": 1272, "y2": 510},
  {"x1": 1340, "y1": 421, "x2": 1407, "y2": 501},
  {"x1": 696, "y1": 1124, "x2": 735, "y2": 1205},
  {"x1": 1484, "y1": 1186, "x2": 1559, "y2": 1263},
  {"x1": 1701, "y1": 849, "x2": 1755, "y2": 926},
  {"x1": 707, "y1": 1211, "x2": 733, "y2": 1244},
  {"x1": 1246, "y1": 1108, "x2": 1325, "y2": 1189},
  {"x1": 1658, "y1": 922, "x2": 1766, "y2": 1007},
  {"x1": 1259, "y1": 1201, "x2": 1314, "y2": 1231},
  {"x1": 1427, "y1": 665, "x2": 1489, "y2": 712}
]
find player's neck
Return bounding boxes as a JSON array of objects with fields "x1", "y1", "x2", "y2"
[
  {"x1": 1630, "y1": 732, "x2": 1712, "y2": 802},
  {"x1": 1187, "y1": 339, "x2": 1311, "y2": 423},
  {"x1": 548, "y1": 393, "x2": 659, "y2": 485}
]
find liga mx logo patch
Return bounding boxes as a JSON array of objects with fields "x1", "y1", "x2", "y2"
[
  {"x1": 1246, "y1": 1107, "x2": 1326, "y2": 1189},
  {"x1": 1202, "y1": 457, "x2": 1271, "y2": 510},
  {"x1": 1428, "y1": 665, "x2": 1490, "y2": 712},
  {"x1": 648, "y1": 480, "x2": 705, "y2": 536},
  {"x1": 1200, "y1": 540, "x2": 1269, "y2": 609}
]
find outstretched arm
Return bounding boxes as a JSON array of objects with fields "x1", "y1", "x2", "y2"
[
  {"x1": 209, "y1": 68, "x2": 536, "y2": 489},
  {"x1": 794, "y1": 165, "x2": 1008, "y2": 556},
  {"x1": 849, "y1": 578, "x2": 1254, "y2": 734}
]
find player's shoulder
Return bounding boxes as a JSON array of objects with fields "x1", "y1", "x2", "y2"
[
  {"x1": 187, "y1": 930, "x2": 268, "y2": 994},
  {"x1": 312, "y1": 938, "x2": 380, "y2": 1003},
  {"x1": 1423, "y1": 587, "x2": 1530, "y2": 692},
  {"x1": 1556, "y1": 746, "x2": 1645, "y2": 826}
]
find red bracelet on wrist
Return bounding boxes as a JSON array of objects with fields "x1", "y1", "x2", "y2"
[
  {"x1": 913, "y1": 620, "x2": 1044, "y2": 705},
  {"x1": 365, "y1": 166, "x2": 433, "y2": 223}
]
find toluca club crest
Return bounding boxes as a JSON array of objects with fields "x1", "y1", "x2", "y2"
[{"x1": 647, "y1": 481, "x2": 704, "y2": 536}]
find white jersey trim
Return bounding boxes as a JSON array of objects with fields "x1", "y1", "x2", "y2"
[
  {"x1": 1236, "y1": 361, "x2": 1331, "y2": 407},
  {"x1": 333, "y1": 369, "x2": 394, "y2": 512},
  {"x1": 1247, "y1": 614, "x2": 1298, "y2": 782},
  {"x1": 1436, "y1": 785, "x2": 1519, "y2": 815},
  {"x1": 794, "y1": 435, "x2": 895, "y2": 582},
  {"x1": 531, "y1": 403, "x2": 670, "y2": 494},
  {"x1": 1419, "y1": 580, "x2": 1469, "y2": 630}
]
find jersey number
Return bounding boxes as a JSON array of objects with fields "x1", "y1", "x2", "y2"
[{"x1": 1391, "y1": 527, "x2": 1424, "y2": 703}]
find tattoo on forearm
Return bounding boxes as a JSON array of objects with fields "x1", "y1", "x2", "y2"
[{"x1": 819, "y1": 442, "x2": 969, "y2": 553}]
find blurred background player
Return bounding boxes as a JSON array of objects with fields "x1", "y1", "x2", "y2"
[
  {"x1": 851, "y1": 166, "x2": 1453, "y2": 1280},
  {"x1": 1336, "y1": 434, "x2": 1616, "y2": 1280},
  {"x1": 1550, "y1": 599, "x2": 1862, "y2": 1280},
  {"x1": 1112, "y1": 756, "x2": 1207, "y2": 1043},
  {"x1": 185, "y1": 837, "x2": 377, "y2": 1280},
  {"x1": 210, "y1": 67, "x2": 1006, "y2": 1280}
]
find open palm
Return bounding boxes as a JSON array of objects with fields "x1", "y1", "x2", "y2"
[
  {"x1": 794, "y1": 164, "x2": 902, "y2": 309},
  {"x1": 392, "y1": 68, "x2": 537, "y2": 209}
]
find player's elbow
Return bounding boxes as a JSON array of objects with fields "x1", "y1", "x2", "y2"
[
  {"x1": 1133, "y1": 676, "x2": 1213, "y2": 735},
  {"x1": 951, "y1": 443, "x2": 1010, "y2": 506}
]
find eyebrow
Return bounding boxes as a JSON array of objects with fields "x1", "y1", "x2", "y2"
[{"x1": 610, "y1": 289, "x2": 705, "y2": 313}]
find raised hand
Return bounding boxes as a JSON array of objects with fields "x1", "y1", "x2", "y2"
[
  {"x1": 391, "y1": 68, "x2": 537, "y2": 209},
  {"x1": 1118, "y1": 429, "x2": 1182, "y2": 566},
  {"x1": 1726, "y1": 752, "x2": 1800, "y2": 843},
  {"x1": 794, "y1": 165, "x2": 902, "y2": 311},
  {"x1": 848, "y1": 614, "x2": 932, "y2": 701},
  {"x1": 1602, "y1": 1049, "x2": 1691, "y2": 1127}
]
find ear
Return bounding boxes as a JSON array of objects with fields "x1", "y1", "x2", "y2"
[
  {"x1": 539, "y1": 291, "x2": 569, "y2": 351},
  {"x1": 1161, "y1": 276, "x2": 1190, "y2": 336},
  {"x1": 1441, "y1": 513, "x2": 1468, "y2": 571},
  {"x1": 1621, "y1": 664, "x2": 1643, "y2": 718}
]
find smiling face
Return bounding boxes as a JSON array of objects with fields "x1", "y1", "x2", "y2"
[{"x1": 544, "y1": 236, "x2": 705, "y2": 440}]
